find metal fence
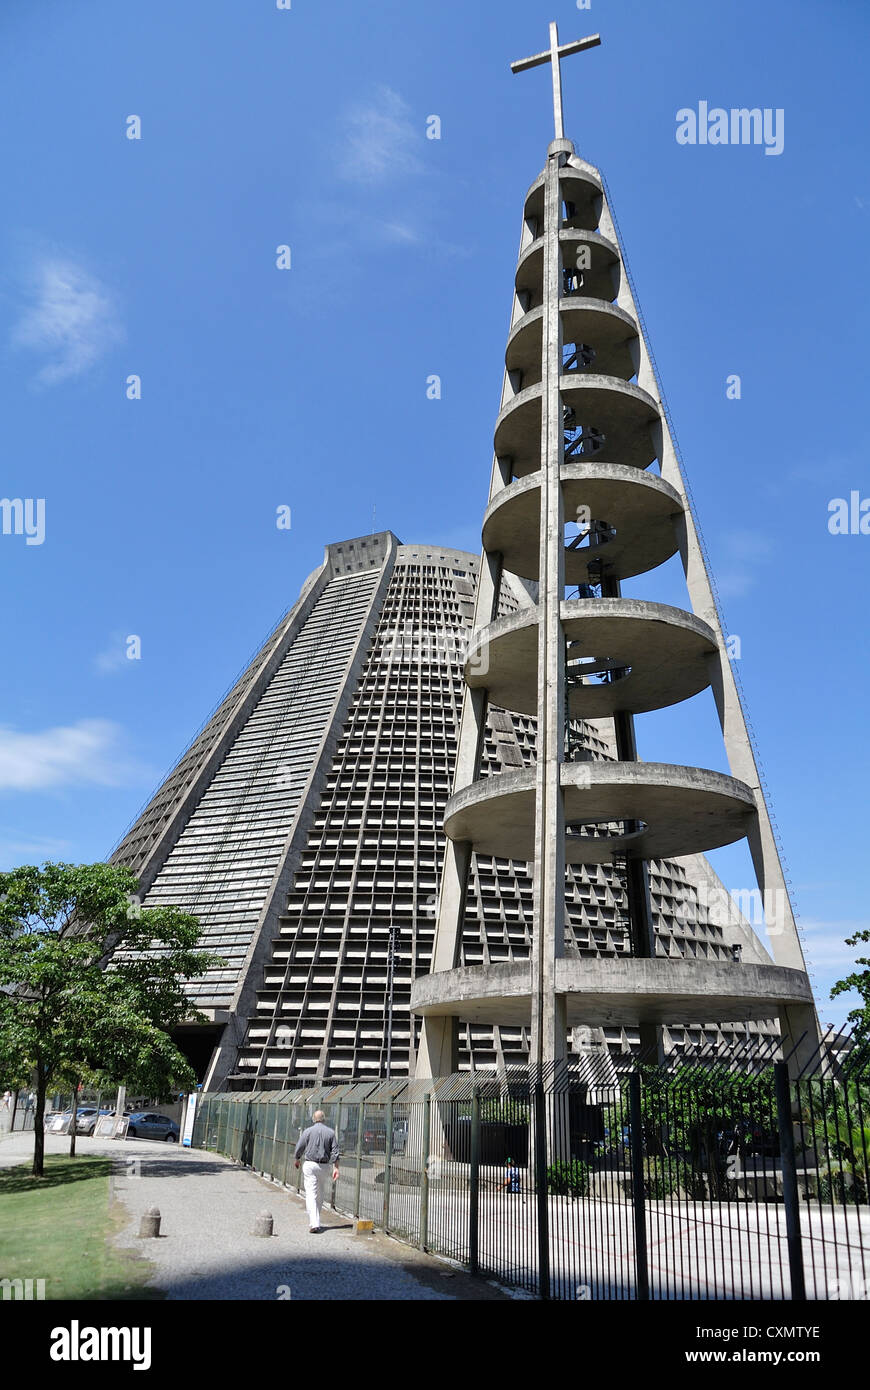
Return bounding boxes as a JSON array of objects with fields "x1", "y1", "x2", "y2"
[
  {"x1": 192, "y1": 1035, "x2": 870, "y2": 1300},
  {"x1": 0, "y1": 1089, "x2": 41, "y2": 1133}
]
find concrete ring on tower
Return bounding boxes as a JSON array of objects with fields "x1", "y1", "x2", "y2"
[
  {"x1": 506, "y1": 300, "x2": 638, "y2": 386},
  {"x1": 524, "y1": 165, "x2": 603, "y2": 229},
  {"x1": 410, "y1": 958, "x2": 815, "y2": 1029},
  {"x1": 516, "y1": 229, "x2": 619, "y2": 308},
  {"x1": 562, "y1": 376, "x2": 660, "y2": 469},
  {"x1": 559, "y1": 230, "x2": 622, "y2": 299},
  {"x1": 482, "y1": 465, "x2": 683, "y2": 582},
  {"x1": 443, "y1": 763, "x2": 755, "y2": 865},
  {"x1": 465, "y1": 600, "x2": 717, "y2": 718},
  {"x1": 494, "y1": 376, "x2": 660, "y2": 476}
]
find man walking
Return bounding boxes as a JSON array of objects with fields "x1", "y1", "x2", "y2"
[{"x1": 294, "y1": 1109, "x2": 340, "y2": 1233}]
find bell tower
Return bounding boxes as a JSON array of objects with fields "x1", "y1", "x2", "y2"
[{"x1": 412, "y1": 24, "x2": 818, "y2": 1076}]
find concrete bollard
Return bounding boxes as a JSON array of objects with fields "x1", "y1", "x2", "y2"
[
  {"x1": 253, "y1": 1209, "x2": 274, "y2": 1238},
  {"x1": 139, "y1": 1207, "x2": 161, "y2": 1238}
]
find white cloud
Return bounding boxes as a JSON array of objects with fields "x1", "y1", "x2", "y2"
[
  {"x1": 379, "y1": 220, "x2": 423, "y2": 244},
  {"x1": 714, "y1": 528, "x2": 775, "y2": 599},
  {"x1": 11, "y1": 256, "x2": 123, "y2": 385},
  {"x1": 293, "y1": 90, "x2": 466, "y2": 265},
  {"x1": 0, "y1": 720, "x2": 140, "y2": 791},
  {"x1": 94, "y1": 634, "x2": 134, "y2": 676},
  {"x1": 799, "y1": 917, "x2": 869, "y2": 973},
  {"x1": 795, "y1": 917, "x2": 870, "y2": 1029},
  {"x1": 338, "y1": 86, "x2": 423, "y2": 185},
  {"x1": 0, "y1": 830, "x2": 71, "y2": 870}
]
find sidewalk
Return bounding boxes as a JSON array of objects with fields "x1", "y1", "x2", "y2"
[{"x1": 0, "y1": 1131, "x2": 506, "y2": 1300}]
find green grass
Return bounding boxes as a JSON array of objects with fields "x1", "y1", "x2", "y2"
[{"x1": 0, "y1": 1155, "x2": 163, "y2": 1300}]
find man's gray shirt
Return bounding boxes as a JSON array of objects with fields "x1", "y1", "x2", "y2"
[{"x1": 295, "y1": 1121, "x2": 339, "y2": 1164}]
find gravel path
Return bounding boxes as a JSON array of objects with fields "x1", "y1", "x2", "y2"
[{"x1": 0, "y1": 1131, "x2": 505, "y2": 1301}]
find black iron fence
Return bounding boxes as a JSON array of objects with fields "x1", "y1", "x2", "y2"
[
  {"x1": 192, "y1": 1035, "x2": 870, "y2": 1300},
  {"x1": 0, "y1": 1096, "x2": 35, "y2": 1133}
]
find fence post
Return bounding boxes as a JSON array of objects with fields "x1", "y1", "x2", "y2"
[
  {"x1": 281, "y1": 1105, "x2": 292, "y2": 1187},
  {"x1": 295, "y1": 1105, "x2": 304, "y2": 1193},
  {"x1": 383, "y1": 1098, "x2": 394, "y2": 1231},
  {"x1": 332, "y1": 1101, "x2": 342, "y2": 1210},
  {"x1": 774, "y1": 1061, "x2": 806, "y2": 1301},
  {"x1": 628, "y1": 1072, "x2": 649, "y2": 1301},
  {"x1": 353, "y1": 1102, "x2": 364, "y2": 1218},
  {"x1": 420, "y1": 1094, "x2": 431, "y2": 1252},
  {"x1": 469, "y1": 1087, "x2": 481, "y2": 1276},
  {"x1": 269, "y1": 1101, "x2": 280, "y2": 1178},
  {"x1": 533, "y1": 1079, "x2": 550, "y2": 1300}
]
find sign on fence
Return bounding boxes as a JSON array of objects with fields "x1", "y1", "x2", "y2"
[
  {"x1": 181, "y1": 1094, "x2": 198, "y2": 1148},
  {"x1": 93, "y1": 1114, "x2": 129, "y2": 1139}
]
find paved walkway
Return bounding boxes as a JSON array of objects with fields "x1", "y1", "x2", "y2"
[{"x1": 0, "y1": 1132, "x2": 506, "y2": 1301}]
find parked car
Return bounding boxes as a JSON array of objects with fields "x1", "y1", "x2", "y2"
[
  {"x1": 46, "y1": 1107, "x2": 99, "y2": 1132},
  {"x1": 342, "y1": 1117, "x2": 408, "y2": 1155},
  {"x1": 126, "y1": 1112, "x2": 179, "y2": 1142},
  {"x1": 75, "y1": 1108, "x2": 114, "y2": 1135},
  {"x1": 392, "y1": 1119, "x2": 409, "y2": 1155}
]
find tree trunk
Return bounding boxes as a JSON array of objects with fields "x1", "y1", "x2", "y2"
[
  {"x1": 32, "y1": 1067, "x2": 46, "y2": 1178},
  {"x1": 69, "y1": 1081, "x2": 80, "y2": 1159}
]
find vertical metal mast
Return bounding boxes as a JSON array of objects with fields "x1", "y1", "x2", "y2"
[{"x1": 513, "y1": 24, "x2": 601, "y2": 1070}]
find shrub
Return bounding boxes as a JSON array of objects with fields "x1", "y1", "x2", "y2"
[
  {"x1": 643, "y1": 1158, "x2": 680, "y2": 1199},
  {"x1": 817, "y1": 1164, "x2": 866, "y2": 1205},
  {"x1": 546, "y1": 1159, "x2": 589, "y2": 1196}
]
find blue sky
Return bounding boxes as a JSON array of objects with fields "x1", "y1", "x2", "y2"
[{"x1": 1, "y1": 0, "x2": 867, "y2": 1026}]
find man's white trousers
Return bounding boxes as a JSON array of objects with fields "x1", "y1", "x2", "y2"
[{"x1": 302, "y1": 1160, "x2": 329, "y2": 1228}]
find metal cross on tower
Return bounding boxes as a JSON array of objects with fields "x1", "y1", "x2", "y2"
[{"x1": 511, "y1": 22, "x2": 601, "y2": 142}]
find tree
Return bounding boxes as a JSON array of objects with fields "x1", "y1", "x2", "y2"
[
  {"x1": 830, "y1": 929, "x2": 870, "y2": 1039},
  {"x1": 604, "y1": 1063, "x2": 776, "y2": 1199},
  {"x1": 0, "y1": 861, "x2": 218, "y2": 1176}
]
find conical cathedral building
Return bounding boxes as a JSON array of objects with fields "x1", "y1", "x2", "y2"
[{"x1": 113, "y1": 535, "x2": 797, "y2": 1090}]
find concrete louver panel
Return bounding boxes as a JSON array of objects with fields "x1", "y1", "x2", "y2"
[
  {"x1": 112, "y1": 539, "x2": 394, "y2": 1012},
  {"x1": 141, "y1": 573, "x2": 379, "y2": 1005},
  {"x1": 111, "y1": 607, "x2": 310, "y2": 878}
]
